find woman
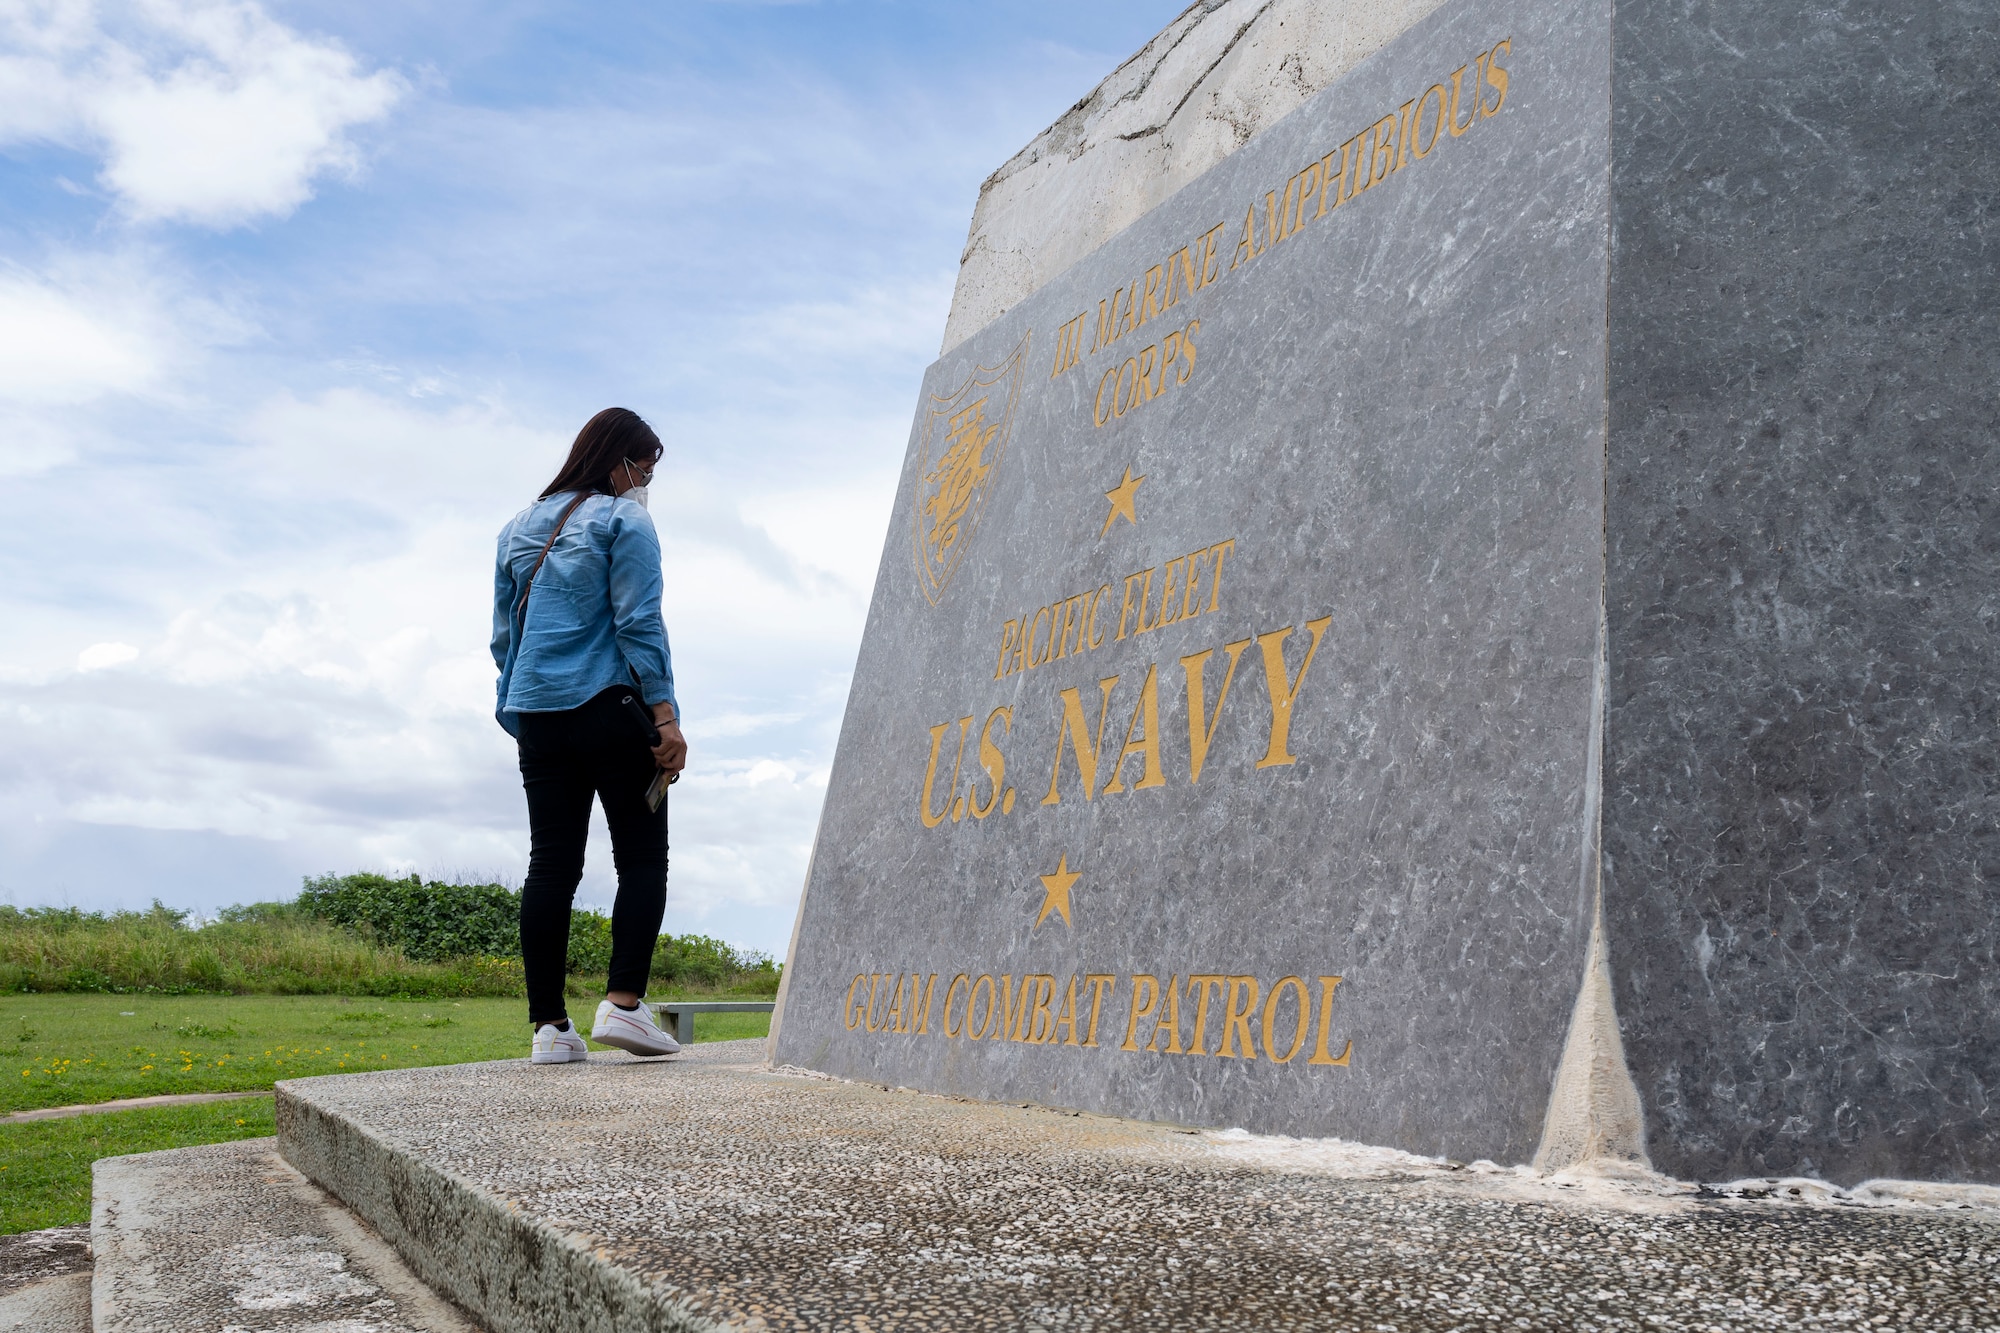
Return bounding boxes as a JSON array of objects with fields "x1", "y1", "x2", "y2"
[{"x1": 491, "y1": 406, "x2": 689, "y2": 1063}]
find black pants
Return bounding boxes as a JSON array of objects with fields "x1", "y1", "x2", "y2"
[{"x1": 517, "y1": 685, "x2": 668, "y2": 1026}]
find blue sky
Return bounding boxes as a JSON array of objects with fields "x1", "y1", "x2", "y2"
[{"x1": 0, "y1": 0, "x2": 1186, "y2": 956}]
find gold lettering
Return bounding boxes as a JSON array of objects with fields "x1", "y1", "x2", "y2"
[
  {"x1": 1200, "y1": 222, "x2": 1225, "y2": 286},
  {"x1": 1180, "y1": 548, "x2": 1209, "y2": 621},
  {"x1": 1411, "y1": 84, "x2": 1447, "y2": 159},
  {"x1": 1117, "y1": 570, "x2": 1145, "y2": 640},
  {"x1": 864, "y1": 973, "x2": 886, "y2": 1032},
  {"x1": 1054, "y1": 594, "x2": 1085, "y2": 660},
  {"x1": 1220, "y1": 975, "x2": 1261, "y2": 1059},
  {"x1": 1263, "y1": 975, "x2": 1310, "y2": 1063},
  {"x1": 1043, "y1": 676, "x2": 1118, "y2": 806},
  {"x1": 968, "y1": 974, "x2": 997, "y2": 1038},
  {"x1": 1317, "y1": 136, "x2": 1360, "y2": 217},
  {"x1": 1131, "y1": 344, "x2": 1156, "y2": 408},
  {"x1": 1254, "y1": 617, "x2": 1332, "y2": 768},
  {"x1": 1093, "y1": 363, "x2": 1118, "y2": 428},
  {"x1": 1084, "y1": 974, "x2": 1114, "y2": 1047},
  {"x1": 1112, "y1": 358, "x2": 1137, "y2": 418},
  {"x1": 1119, "y1": 276, "x2": 1141, "y2": 337},
  {"x1": 1160, "y1": 331, "x2": 1181, "y2": 388},
  {"x1": 1230, "y1": 204, "x2": 1260, "y2": 269},
  {"x1": 1102, "y1": 663, "x2": 1167, "y2": 795},
  {"x1": 908, "y1": 973, "x2": 936, "y2": 1034},
  {"x1": 1053, "y1": 974, "x2": 1081, "y2": 1046},
  {"x1": 969, "y1": 706, "x2": 1010, "y2": 819},
  {"x1": 994, "y1": 619, "x2": 1018, "y2": 679},
  {"x1": 1482, "y1": 38, "x2": 1510, "y2": 115},
  {"x1": 1290, "y1": 162, "x2": 1322, "y2": 235},
  {"x1": 885, "y1": 973, "x2": 905, "y2": 1032},
  {"x1": 844, "y1": 973, "x2": 867, "y2": 1030},
  {"x1": 1087, "y1": 584, "x2": 1112, "y2": 650},
  {"x1": 1095, "y1": 286, "x2": 1130, "y2": 352},
  {"x1": 1147, "y1": 974, "x2": 1184, "y2": 1054},
  {"x1": 1133, "y1": 567, "x2": 1159, "y2": 634},
  {"x1": 1027, "y1": 606, "x2": 1052, "y2": 668},
  {"x1": 1140, "y1": 265, "x2": 1164, "y2": 325},
  {"x1": 1308, "y1": 975, "x2": 1353, "y2": 1066},
  {"x1": 1448, "y1": 63, "x2": 1477, "y2": 137},
  {"x1": 1366, "y1": 113, "x2": 1398, "y2": 188},
  {"x1": 1121, "y1": 974, "x2": 1159, "y2": 1051},
  {"x1": 1185, "y1": 974, "x2": 1227, "y2": 1055},
  {"x1": 1177, "y1": 318, "x2": 1199, "y2": 384},
  {"x1": 1156, "y1": 557, "x2": 1184, "y2": 628},
  {"x1": 1167, "y1": 246, "x2": 1198, "y2": 307},
  {"x1": 1395, "y1": 99, "x2": 1414, "y2": 171},
  {"x1": 942, "y1": 973, "x2": 971, "y2": 1037},
  {"x1": 1182, "y1": 639, "x2": 1250, "y2": 783},
  {"x1": 1027, "y1": 974, "x2": 1057, "y2": 1043},
  {"x1": 1205, "y1": 539, "x2": 1233, "y2": 611},
  {"x1": 919, "y1": 719, "x2": 970, "y2": 828},
  {"x1": 1261, "y1": 183, "x2": 1284, "y2": 249},
  {"x1": 999, "y1": 974, "x2": 1032, "y2": 1041},
  {"x1": 1050, "y1": 316, "x2": 1082, "y2": 379}
]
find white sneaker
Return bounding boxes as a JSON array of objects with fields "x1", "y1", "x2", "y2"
[
  {"x1": 590, "y1": 999, "x2": 681, "y2": 1056},
  {"x1": 531, "y1": 1022, "x2": 589, "y2": 1064}
]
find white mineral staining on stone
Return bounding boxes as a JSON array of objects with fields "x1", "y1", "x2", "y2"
[
  {"x1": 225, "y1": 1235, "x2": 378, "y2": 1310},
  {"x1": 1535, "y1": 625, "x2": 1650, "y2": 1173}
]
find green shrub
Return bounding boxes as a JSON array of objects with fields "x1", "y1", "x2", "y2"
[
  {"x1": 298, "y1": 874, "x2": 517, "y2": 961},
  {"x1": 0, "y1": 879, "x2": 781, "y2": 998},
  {"x1": 0, "y1": 902, "x2": 521, "y2": 998}
]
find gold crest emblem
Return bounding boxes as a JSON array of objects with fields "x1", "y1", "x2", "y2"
[{"x1": 911, "y1": 332, "x2": 1028, "y2": 605}]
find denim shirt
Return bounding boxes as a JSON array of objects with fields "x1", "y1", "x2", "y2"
[{"x1": 491, "y1": 491, "x2": 678, "y2": 736}]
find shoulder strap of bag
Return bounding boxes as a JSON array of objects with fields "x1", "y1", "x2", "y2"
[{"x1": 514, "y1": 491, "x2": 594, "y2": 620}]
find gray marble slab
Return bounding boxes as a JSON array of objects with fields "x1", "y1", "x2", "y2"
[
  {"x1": 1602, "y1": 0, "x2": 2000, "y2": 1186},
  {"x1": 775, "y1": 0, "x2": 1612, "y2": 1165}
]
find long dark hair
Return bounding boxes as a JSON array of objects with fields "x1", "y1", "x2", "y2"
[{"x1": 539, "y1": 407, "x2": 663, "y2": 499}]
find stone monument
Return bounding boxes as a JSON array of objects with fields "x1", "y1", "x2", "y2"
[{"x1": 772, "y1": 0, "x2": 1999, "y2": 1190}]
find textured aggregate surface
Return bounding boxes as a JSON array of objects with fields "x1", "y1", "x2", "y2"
[
  {"x1": 280, "y1": 1041, "x2": 2000, "y2": 1331},
  {"x1": 92, "y1": 1138, "x2": 482, "y2": 1332}
]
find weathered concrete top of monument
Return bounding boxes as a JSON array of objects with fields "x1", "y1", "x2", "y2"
[{"x1": 941, "y1": 0, "x2": 1452, "y2": 352}]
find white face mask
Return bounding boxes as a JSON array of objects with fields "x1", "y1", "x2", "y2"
[{"x1": 618, "y1": 458, "x2": 652, "y2": 509}]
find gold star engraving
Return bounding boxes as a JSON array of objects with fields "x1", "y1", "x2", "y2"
[
  {"x1": 1035, "y1": 854, "x2": 1080, "y2": 929},
  {"x1": 1100, "y1": 465, "x2": 1145, "y2": 536}
]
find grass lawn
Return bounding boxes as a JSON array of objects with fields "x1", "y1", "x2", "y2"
[
  {"x1": 5, "y1": 992, "x2": 770, "y2": 1115},
  {"x1": 0, "y1": 1096, "x2": 278, "y2": 1233},
  {"x1": 1, "y1": 993, "x2": 771, "y2": 1234}
]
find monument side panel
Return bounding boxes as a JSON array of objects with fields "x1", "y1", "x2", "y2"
[
  {"x1": 1604, "y1": 0, "x2": 2000, "y2": 1184},
  {"x1": 777, "y1": 0, "x2": 1614, "y2": 1161}
]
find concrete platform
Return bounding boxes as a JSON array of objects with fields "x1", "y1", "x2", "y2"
[
  {"x1": 276, "y1": 1039, "x2": 2000, "y2": 1332},
  {"x1": 92, "y1": 1138, "x2": 484, "y2": 1332}
]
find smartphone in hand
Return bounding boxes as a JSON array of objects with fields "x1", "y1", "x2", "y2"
[{"x1": 620, "y1": 693, "x2": 678, "y2": 812}]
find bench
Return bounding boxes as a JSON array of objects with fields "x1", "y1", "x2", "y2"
[{"x1": 648, "y1": 1000, "x2": 775, "y2": 1048}]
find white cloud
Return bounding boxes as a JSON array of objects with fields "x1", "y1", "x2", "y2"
[
  {"x1": 75, "y1": 641, "x2": 137, "y2": 669},
  {"x1": 0, "y1": 0, "x2": 406, "y2": 226},
  {"x1": 0, "y1": 270, "x2": 156, "y2": 401},
  {"x1": 0, "y1": 247, "x2": 250, "y2": 476}
]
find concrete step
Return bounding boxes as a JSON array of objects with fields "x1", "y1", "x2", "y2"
[
  {"x1": 91, "y1": 1137, "x2": 484, "y2": 1332},
  {"x1": 275, "y1": 1038, "x2": 2000, "y2": 1333}
]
